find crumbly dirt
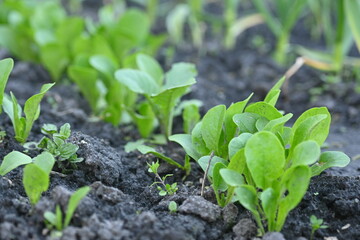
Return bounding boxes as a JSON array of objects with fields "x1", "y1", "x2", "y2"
[{"x1": 1, "y1": 1, "x2": 360, "y2": 240}]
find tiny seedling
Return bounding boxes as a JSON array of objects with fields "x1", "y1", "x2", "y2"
[
  {"x1": 148, "y1": 161, "x2": 178, "y2": 196},
  {"x1": 0, "y1": 151, "x2": 55, "y2": 205},
  {"x1": 310, "y1": 215, "x2": 328, "y2": 240},
  {"x1": 2, "y1": 83, "x2": 55, "y2": 143},
  {"x1": 44, "y1": 186, "x2": 90, "y2": 236},
  {"x1": 168, "y1": 201, "x2": 178, "y2": 213},
  {"x1": 37, "y1": 123, "x2": 83, "y2": 169}
]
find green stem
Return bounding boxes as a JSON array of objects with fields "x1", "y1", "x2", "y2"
[
  {"x1": 274, "y1": 32, "x2": 289, "y2": 65},
  {"x1": 224, "y1": 186, "x2": 235, "y2": 206},
  {"x1": 333, "y1": 0, "x2": 345, "y2": 71}
]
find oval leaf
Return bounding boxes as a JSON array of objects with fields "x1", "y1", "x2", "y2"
[
  {"x1": 245, "y1": 131, "x2": 285, "y2": 189},
  {"x1": 311, "y1": 151, "x2": 351, "y2": 176},
  {"x1": 0, "y1": 151, "x2": 32, "y2": 176}
]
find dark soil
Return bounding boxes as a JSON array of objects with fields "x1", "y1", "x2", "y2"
[{"x1": 1, "y1": 1, "x2": 360, "y2": 240}]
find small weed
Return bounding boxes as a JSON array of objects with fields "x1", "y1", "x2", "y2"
[{"x1": 148, "y1": 161, "x2": 178, "y2": 196}]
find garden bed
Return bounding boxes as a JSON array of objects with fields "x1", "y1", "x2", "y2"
[{"x1": 1, "y1": 1, "x2": 360, "y2": 240}]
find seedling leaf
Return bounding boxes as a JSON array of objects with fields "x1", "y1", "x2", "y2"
[
  {"x1": 0, "y1": 58, "x2": 14, "y2": 114},
  {"x1": 201, "y1": 105, "x2": 226, "y2": 153},
  {"x1": 23, "y1": 164, "x2": 50, "y2": 205},
  {"x1": 0, "y1": 151, "x2": 32, "y2": 176},
  {"x1": 245, "y1": 131, "x2": 285, "y2": 189},
  {"x1": 311, "y1": 151, "x2": 350, "y2": 176},
  {"x1": 64, "y1": 186, "x2": 90, "y2": 227}
]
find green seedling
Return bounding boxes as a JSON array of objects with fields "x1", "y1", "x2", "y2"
[
  {"x1": 171, "y1": 77, "x2": 350, "y2": 234},
  {"x1": 2, "y1": 83, "x2": 55, "y2": 143},
  {"x1": 182, "y1": 102, "x2": 200, "y2": 134},
  {"x1": 115, "y1": 53, "x2": 197, "y2": 138},
  {"x1": 23, "y1": 152, "x2": 55, "y2": 205},
  {"x1": 168, "y1": 201, "x2": 177, "y2": 213},
  {"x1": 44, "y1": 186, "x2": 90, "y2": 236},
  {"x1": 223, "y1": 0, "x2": 263, "y2": 49},
  {"x1": 37, "y1": 123, "x2": 83, "y2": 169},
  {"x1": 0, "y1": 151, "x2": 55, "y2": 205},
  {"x1": 148, "y1": 161, "x2": 178, "y2": 196},
  {"x1": 253, "y1": 0, "x2": 307, "y2": 64},
  {"x1": 310, "y1": 215, "x2": 328, "y2": 240},
  {"x1": 0, "y1": 58, "x2": 13, "y2": 114},
  {"x1": 165, "y1": 0, "x2": 204, "y2": 48},
  {"x1": 299, "y1": 0, "x2": 360, "y2": 72},
  {"x1": 0, "y1": 58, "x2": 13, "y2": 138}
]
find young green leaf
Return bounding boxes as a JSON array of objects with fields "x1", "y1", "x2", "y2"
[
  {"x1": 245, "y1": 102, "x2": 283, "y2": 120},
  {"x1": 245, "y1": 131, "x2": 285, "y2": 189},
  {"x1": 44, "y1": 205, "x2": 63, "y2": 231},
  {"x1": 291, "y1": 107, "x2": 331, "y2": 147},
  {"x1": 68, "y1": 65, "x2": 101, "y2": 113},
  {"x1": 345, "y1": 0, "x2": 360, "y2": 51},
  {"x1": 276, "y1": 165, "x2": 311, "y2": 231},
  {"x1": 264, "y1": 76, "x2": 285, "y2": 106},
  {"x1": 311, "y1": 151, "x2": 350, "y2": 176},
  {"x1": 201, "y1": 105, "x2": 226, "y2": 153},
  {"x1": 198, "y1": 155, "x2": 228, "y2": 178},
  {"x1": 191, "y1": 122, "x2": 210, "y2": 156},
  {"x1": 213, "y1": 162, "x2": 228, "y2": 192},
  {"x1": 262, "y1": 113, "x2": 293, "y2": 133},
  {"x1": 32, "y1": 152, "x2": 55, "y2": 175},
  {"x1": 40, "y1": 43, "x2": 69, "y2": 81},
  {"x1": 235, "y1": 185, "x2": 264, "y2": 234},
  {"x1": 137, "y1": 145, "x2": 185, "y2": 170},
  {"x1": 224, "y1": 93, "x2": 253, "y2": 142},
  {"x1": 169, "y1": 134, "x2": 201, "y2": 161},
  {"x1": 115, "y1": 69, "x2": 159, "y2": 95},
  {"x1": 21, "y1": 83, "x2": 55, "y2": 143},
  {"x1": 291, "y1": 140, "x2": 320, "y2": 167},
  {"x1": 228, "y1": 148, "x2": 246, "y2": 174},
  {"x1": 233, "y1": 112, "x2": 261, "y2": 134},
  {"x1": 64, "y1": 186, "x2": 90, "y2": 227},
  {"x1": 23, "y1": 164, "x2": 50, "y2": 205},
  {"x1": 219, "y1": 169, "x2": 244, "y2": 187},
  {"x1": 228, "y1": 133, "x2": 252, "y2": 159},
  {"x1": 182, "y1": 103, "x2": 200, "y2": 134},
  {"x1": 260, "y1": 188, "x2": 278, "y2": 231},
  {"x1": 291, "y1": 114, "x2": 328, "y2": 150},
  {"x1": 136, "y1": 53, "x2": 164, "y2": 85},
  {"x1": 0, "y1": 151, "x2": 32, "y2": 176},
  {"x1": 0, "y1": 58, "x2": 14, "y2": 114}
]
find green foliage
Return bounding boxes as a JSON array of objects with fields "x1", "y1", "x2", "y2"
[
  {"x1": 2, "y1": 83, "x2": 54, "y2": 143},
  {"x1": 44, "y1": 186, "x2": 90, "y2": 233},
  {"x1": 171, "y1": 77, "x2": 350, "y2": 234},
  {"x1": 148, "y1": 161, "x2": 178, "y2": 196},
  {"x1": 115, "y1": 53, "x2": 197, "y2": 138},
  {"x1": 0, "y1": 58, "x2": 13, "y2": 114},
  {"x1": 23, "y1": 152, "x2": 55, "y2": 205},
  {"x1": 0, "y1": 151, "x2": 32, "y2": 176},
  {"x1": 299, "y1": 0, "x2": 360, "y2": 72},
  {"x1": 168, "y1": 201, "x2": 178, "y2": 213},
  {"x1": 37, "y1": 123, "x2": 83, "y2": 169},
  {"x1": 253, "y1": 0, "x2": 307, "y2": 64},
  {"x1": 310, "y1": 215, "x2": 328, "y2": 240},
  {"x1": 345, "y1": 0, "x2": 360, "y2": 52},
  {"x1": 223, "y1": 0, "x2": 263, "y2": 49},
  {"x1": 0, "y1": 151, "x2": 55, "y2": 204},
  {"x1": 182, "y1": 103, "x2": 200, "y2": 134},
  {"x1": 166, "y1": 0, "x2": 204, "y2": 48}
]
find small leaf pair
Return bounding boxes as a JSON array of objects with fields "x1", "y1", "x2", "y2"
[{"x1": 0, "y1": 151, "x2": 55, "y2": 205}]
